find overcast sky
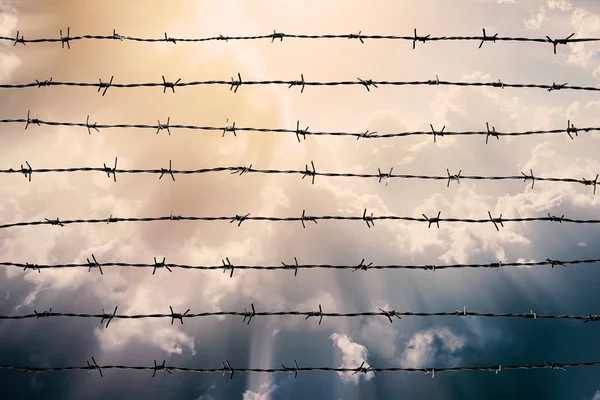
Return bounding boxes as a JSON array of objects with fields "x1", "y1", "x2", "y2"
[{"x1": 1, "y1": 0, "x2": 600, "y2": 399}]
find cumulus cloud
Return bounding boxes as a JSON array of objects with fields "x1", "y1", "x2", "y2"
[
  {"x1": 524, "y1": 7, "x2": 547, "y2": 29},
  {"x1": 330, "y1": 333, "x2": 374, "y2": 384},
  {"x1": 547, "y1": 0, "x2": 572, "y2": 11},
  {"x1": 242, "y1": 381, "x2": 278, "y2": 400},
  {"x1": 400, "y1": 327, "x2": 466, "y2": 368}
]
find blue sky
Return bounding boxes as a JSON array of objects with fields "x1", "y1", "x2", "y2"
[{"x1": 1, "y1": 0, "x2": 600, "y2": 398}]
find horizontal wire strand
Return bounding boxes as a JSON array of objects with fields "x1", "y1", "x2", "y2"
[
  {"x1": 0, "y1": 77, "x2": 595, "y2": 94},
  {"x1": 0, "y1": 211, "x2": 599, "y2": 231},
  {"x1": 5, "y1": 257, "x2": 596, "y2": 275},
  {"x1": 2, "y1": 115, "x2": 595, "y2": 142}
]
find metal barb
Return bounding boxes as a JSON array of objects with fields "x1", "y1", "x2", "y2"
[
  {"x1": 230, "y1": 73, "x2": 242, "y2": 93},
  {"x1": 87, "y1": 254, "x2": 104, "y2": 275},
  {"x1": 413, "y1": 28, "x2": 430, "y2": 49},
  {"x1": 566, "y1": 119, "x2": 578, "y2": 139},
  {"x1": 423, "y1": 211, "x2": 441, "y2": 228},
  {"x1": 363, "y1": 208, "x2": 375, "y2": 228},
  {"x1": 430, "y1": 124, "x2": 445, "y2": 143},
  {"x1": 159, "y1": 160, "x2": 175, "y2": 181},
  {"x1": 305, "y1": 304, "x2": 324, "y2": 324},
  {"x1": 302, "y1": 161, "x2": 316, "y2": 184},
  {"x1": 86, "y1": 115, "x2": 99, "y2": 135},
  {"x1": 479, "y1": 28, "x2": 498, "y2": 48},
  {"x1": 101, "y1": 306, "x2": 118, "y2": 328},
  {"x1": 300, "y1": 209, "x2": 317, "y2": 228},
  {"x1": 20, "y1": 160, "x2": 32, "y2": 182},
  {"x1": 281, "y1": 256, "x2": 299, "y2": 277},
  {"x1": 349, "y1": 31, "x2": 364, "y2": 43},
  {"x1": 222, "y1": 119, "x2": 236, "y2": 137},
  {"x1": 162, "y1": 76, "x2": 181, "y2": 93},
  {"x1": 488, "y1": 211, "x2": 504, "y2": 231},
  {"x1": 485, "y1": 122, "x2": 499, "y2": 144},
  {"x1": 230, "y1": 214, "x2": 250, "y2": 227},
  {"x1": 288, "y1": 74, "x2": 306, "y2": 93},
  {"x1": 222, "y1": 257, "x2": 234, "y2": 278},
  {"x1": 353, "y1": 258, "x2": 373, "y2": 272},
  {"x1": 582, "y1": 174, "x2": 599, "y2": 195},
  {"x1": 281, "y1": 360, "x2": 300, "y2": 379},
  {"x1": 521, "y1": 169, "x2": 535, "y2": 189},
  {"x1": 447, "y1": 169, "x2": 461, "y2": 187},
  {"x1": 156, "y1": 117, "x2": 171, "y2": 135},
  {"x1": 271, "y1": 30, "x2": 284, "y2": 42},
  {"x1": 243, "y1": 303, "x2": 256, "y2": 324},
  {"x1": 295, "y1": 121, "x2": 308, "y2": 143},
  {"x1": 152, "y1": 360, "x2": 171, "y2": 378},
  {"x1": 545, "y1": 33, "x2": 575, "y2": 54},
  {"x1": 169, "y1": 306, "x2": 190, "y2": 325},
  {"x1": 152, "y1": 257, "x2": 171, "y2": 275},
  {"x1": 352, "y1": 361, "x2": 372, "y2": 375},
  {"x1": 86, "y1": 357, "x2": 103, "y2": 377},
  {"x1": 103, "y1": 157, "x2": 118, "y2": 182},
  {"x1": 221, "y1": 360, "x2": 234, "y2": 381},
  {"x1": 379, "y1": 309, "x2": 401, "y2": 323},
  {"x1": 357, "y1": 78, "x2": 377, "y2": 91},
  {"x1": 60, "y1": 27, "x2": 71, "y2": 49},
  {"x1": 98, "y1": 76, "x2": 114, "y2": 96},
  {"x1": 13, "y1": 30, "x2": 25, "y2": 46}
]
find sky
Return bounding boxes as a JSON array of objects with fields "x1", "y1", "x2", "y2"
[{"x1": 1, "y1": 0, "x2": 600, "y2": 398}]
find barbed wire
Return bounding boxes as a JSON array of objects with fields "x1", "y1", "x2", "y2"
[
  {"x1": 4, "y1": 114, "x2": 597, "y2": 143},
  {"x1": 0, "y1": 359, "x2": 598, "y2": 379},
  {"x1": 2, "y1": 159, "x2": 599, "y2": 194},
  {"x1": 0, "y1": 211, "x2": 599, "y2": 231},
  {"x1": 3, "y1": 306, "x2": 599, "y2": 325},
  {"x1": 0, "y1": 76, "x2": 596, "y2": 94},
  {"x1": 6, "y1": 256, "x2": 597, "y2": 276},
  {"x1": 0, "y1": 28, "x2": 592, "y2": 54}
]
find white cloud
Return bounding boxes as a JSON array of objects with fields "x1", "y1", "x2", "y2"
[
  {"x1": 330, "y1": 333, "x2": 375, "y2": 384},
  {"x1": 547, "y1": 0, "x2": 572, "y2": 11},
  {"x1": 592, "y1": 390, "x2": 600, "y2": 400},
  {"x1": 242, "y1": 381, "x2": 278, "y2": 400},
  {"x1": 0, "y1": 52, "x2": 19, "y2": 81},
  {"x1": 498, "y1": 0, "x2": 515, "y2": 3},
  {"x1": 568, "y1": 8, "x2": 600, "y2": 67},
  {"x1": 524, "y1": 7, "x2": 547, "y2": 30},
  {"x1": 401, "y1": 327, "x2": 466, "y2": 368}
]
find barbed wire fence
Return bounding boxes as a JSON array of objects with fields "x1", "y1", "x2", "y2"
[
  {"x1": 0, "y1": 76, "x2": 596, "y2": 94},
  {"x1": 1, "y1": 114, "x2": 594, "y2": 142},
  {"x1": 2, "y1": 359, "x2": 598, "y2": 379},
  {"x1": 0, "y1": 211, "x2": 599, "y2": 231},
  {"x1": 3, "y1": 25, "x2": 600, "y2": 390},
  {"x1": 2, "y1": 161, "x2": 599, "y2": 193},
  {"x1": 4, "y1": 256, "x2": 598, "y2": 276},
  {"x1": 2, "y1": 306, "x2": 599, "y2": 325},
  {"x1": 0, "y1": 28, "x2": 592, "y2": 54}
]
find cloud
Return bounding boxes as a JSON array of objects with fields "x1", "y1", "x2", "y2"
[
  {"x1": 568, "y1": 7, "x2": 600, "y2": 67},
  {"x1": 547, "y1": 0, "x2": 572, "y2": 11},
  {"x1": 400, "y1": 327, "x2": 466, "y2": 368},
  {"x1": 330, "y1": 333, "x2": 374, "y2": 384},
  {"x1": 592, "y1": 390, "x2": 600, "y2": 400},
  {"x1": 242, "y1": 381, "x2": 278, "y2": 400},
  {"x1": 524, "y1": 7, "x2": 547, "y2": 29}
]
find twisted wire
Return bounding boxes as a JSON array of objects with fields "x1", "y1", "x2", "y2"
[
  {"x1": 0, "y1": 359, "x2": 598, "y2": 378},
  {"x1": 0, "y1": 77, "x2": 594, "y2": 94},
  {"x1": 7, "y1": 257, "x2": 599, "y2": 275},
  {"x1": 3, "y1": 306, "x2": 599, "y2": 324},
  {"x1": 0, "y1": 211, "x2": 599, "y2": 231},
  {"x1": 3, "y1": 115, "x2": 597, "y2": 143},
  {"x1": 1, "y1": 28, "x2": 592, "y2": 54}
]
